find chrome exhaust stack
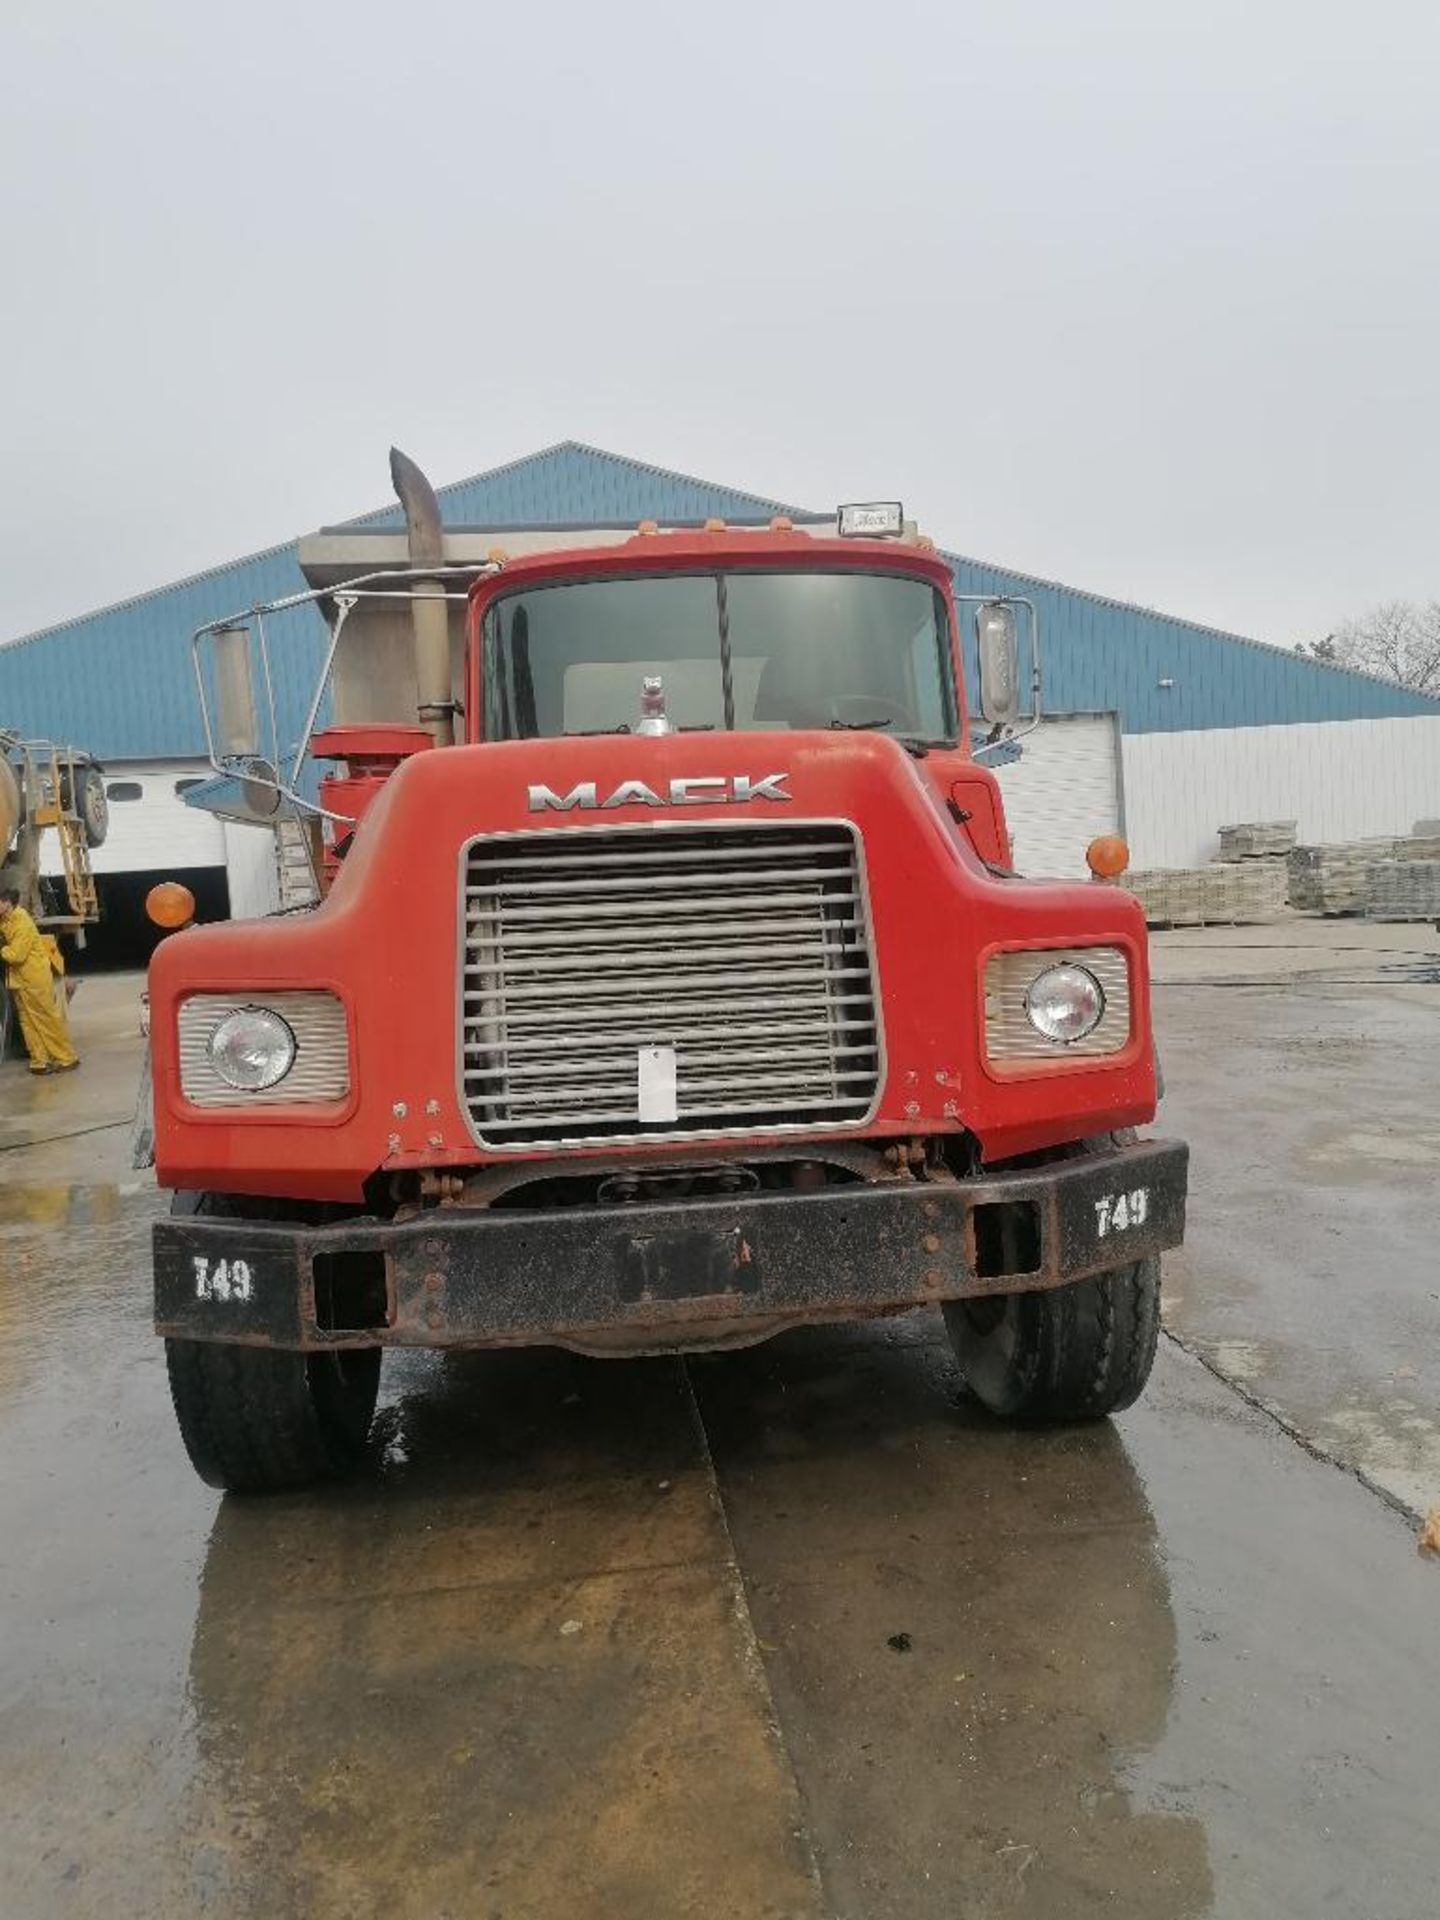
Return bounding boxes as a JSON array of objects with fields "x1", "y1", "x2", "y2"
[{"x1": 389, "y1": 446, "x2": 454, "y2": 748}]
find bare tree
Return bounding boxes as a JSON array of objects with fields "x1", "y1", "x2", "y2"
[{"x1": 1300, "y1": 601, "x2": 1440, "y2": 695}]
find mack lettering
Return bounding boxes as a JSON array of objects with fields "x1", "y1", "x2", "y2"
[{"x1": 527, "y1": 773, "x2": 792, "y2": 812}]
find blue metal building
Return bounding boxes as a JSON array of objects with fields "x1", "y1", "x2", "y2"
[
  {"x1": 2, "y1": 442, "x2": 1436, "y2": 892},
  {"x1": 3, "y1": 439, "x2": 1434, "y2": 760}
]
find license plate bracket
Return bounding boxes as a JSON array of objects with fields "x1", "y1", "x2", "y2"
[{"x1": 619, "y1": 1225, "x2": 757, "y2": 1303}]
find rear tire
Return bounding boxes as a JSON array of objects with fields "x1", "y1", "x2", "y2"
[
  {"x1": 165, "y1": 1191, "x2": 380, "y2": 1492},
  {"x1": 943, "y1": 1256, "x2": 1161, "y2": 1423},
  {"x1": 78, "y1": 765, "x2": 109, "y2": 848},
  {"x1": 60, "y1": 763, "x2": 109, "y2": 847}
]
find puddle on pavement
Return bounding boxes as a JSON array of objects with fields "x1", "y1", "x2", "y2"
[
  {"x1": 696, "y1": 1322, "x2": 1439, "y2": 1920},
  {"x1": 0, "y1": 1180, "x2": 149, "y2": 1229},
  {"x1": 692, "y1": 1320, "x2": 1216, "y2": 1918},
  {"x1": 167, "y1": 1346, "x2": 819, "y2": 1920},
  {"x1": 4, "y1": 1190, "x2": 1438, "y2": 1919}
]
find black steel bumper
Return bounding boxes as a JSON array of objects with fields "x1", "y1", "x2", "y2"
[{"x1": 154, "y1": 1137, "x2": 1188, "y2": 1356}]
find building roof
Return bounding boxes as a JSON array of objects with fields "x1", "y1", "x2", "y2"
[{"x1": 2, "y1": 440, "x2": 1434, "y2": 760}]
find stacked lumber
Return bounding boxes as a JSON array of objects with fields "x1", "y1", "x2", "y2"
[
  {"x1": 1365, "y1": 860, "x2": 1440, "y2": 922},
  {"x1": 1125, "y1": 816, "x2": 1440, "y2": 926},
  {"x1": 1286, "y1": 841, "x2": 1401, "y2": 914},
  {"x1": 1215, "y1": 820, "x2": 1297, "y2": 860},
  {"x1": 1123, "y1": 858, "x2": 1289, "y2": 927}
]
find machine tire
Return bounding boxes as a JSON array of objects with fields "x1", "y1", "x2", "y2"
[
  {"x1": 60, "y1": 762, "x2": 109, "y2": 846},
  {"x1": 78, "y1": 764, "x2": 109, "y2": 848},
  {"x1": 943, "y1": 1132, "x2": 1161, "y2": 1423},
  {"x1": 164, "y1": 1192, "x2": 381, "y2": 1492},
  {"x1": 942, "y1": 1256, "x2": 1161, "y2": 1424}
]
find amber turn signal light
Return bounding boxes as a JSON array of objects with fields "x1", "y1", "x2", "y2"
[
  {"x1": 1085, "y1": 835, "x2": 1130, "y2": 880},
  {"x1": 146, "y1": 881, "x2": 196, "y2": 929}
]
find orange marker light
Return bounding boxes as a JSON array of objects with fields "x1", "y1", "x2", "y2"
[
  {"x1": 486, "y1": 546, "x2": 509, "y2": 565},
  {"x1": 703, "y1": 517, "x2": 727, "y2": 532},
  {"x1": 146, "y1": 881, "x2": 196, "y2": 929},
  {"x1": 769, "y1": 515, "x2": 794, "y2": 532},
  {"x1": 637, "y1": 519, "x2": 659, "y2": 536},
  {"x1": 1086, "y1": 834, "x2": 1130, "y2": 880}
]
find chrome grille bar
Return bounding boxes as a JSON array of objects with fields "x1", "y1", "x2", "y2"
[{"x1": 459, "y1": 822, "x2": 882, "y2": 1148}]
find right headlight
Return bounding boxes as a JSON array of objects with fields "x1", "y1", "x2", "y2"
[
  {"x1": 1024, "y1": 963, "x2": 1106, "y2": 1044},
  {"x1": 207, "y1": 1007, "x2": 297, "y2": 1091},
  {"x1": 984, "y1": 946, "x2": 1131, "y2": 1061}
]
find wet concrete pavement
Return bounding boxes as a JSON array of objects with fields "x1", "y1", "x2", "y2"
[
  {"x1": 700, "y1": 1321, "x2": 1437, "y2": 1920},
  {"x1": 1151, "y1": 924, "x2": 1440, "y2": 1517},
  {"x1": 2, "y1": 955, "x2": 1438, "y2": 1917}
]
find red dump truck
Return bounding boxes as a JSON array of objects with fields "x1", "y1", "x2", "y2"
[{"x1": 146, "y1": 454, "x2": 1187, "y2": 1491}]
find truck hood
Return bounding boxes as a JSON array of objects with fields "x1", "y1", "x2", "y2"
[{"x1": 149, "y1": 730, "x2": 1155, "y2": 1200}]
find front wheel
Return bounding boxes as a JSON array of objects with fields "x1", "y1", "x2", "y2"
[
  {"x1": 943, "y1": 1256, "x2": 1161, "y2": 1424},
  {"x1": 164, "y1": 1189, "x2": 380, "y2": 1491},
  {"x1": 166, "y1": 1339, "x2": 381, "y2": 1493}
]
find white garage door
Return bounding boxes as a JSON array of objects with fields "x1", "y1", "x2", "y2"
[
  {"x1": 991, "y1": 715, "x2": 1121, "y2": 878},
  {"x1": 42, "y1": 761, "x2": 226, "y2": 877}
]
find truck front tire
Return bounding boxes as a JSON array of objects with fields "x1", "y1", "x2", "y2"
[
  {"x1": 165, "y1": 1339, "x2": 381, "y2": 1493},
  {"x1": 943, "y1": 1256, "x2": 1161, "y2": 1424},
  {"x1": 164, "y1": 1191, "x2": 380, "y2": 1492}
]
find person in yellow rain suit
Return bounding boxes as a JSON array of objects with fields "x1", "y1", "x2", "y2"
[{"x1": 0, "y1": 886, "x2": 79, "y2": 1075}]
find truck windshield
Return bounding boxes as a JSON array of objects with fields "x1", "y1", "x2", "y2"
[{"x1": 480, "y1": 570, "x2": 958, "y2": 742}]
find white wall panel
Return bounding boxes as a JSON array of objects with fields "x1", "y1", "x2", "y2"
[
  {"x1": 1122, "y1": 717, "x2": 1440, "y2": 869},
  {"x1": 41, "y1": 761, "x2": 225, "y2": 876},
  {"x1": 992, "y1": 715, "x2": 1121, "y2": 877},
  {"x1": 223, "y1": 822, "x2": 281, "y2": 920}
]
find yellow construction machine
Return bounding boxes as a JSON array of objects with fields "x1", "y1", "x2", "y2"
[
  {"x1": 0, "y1": 731, "x2": 107, "y2": 927},
  {"x1": 1, "y1": 732, "x2": 107, "y2": 1057}
]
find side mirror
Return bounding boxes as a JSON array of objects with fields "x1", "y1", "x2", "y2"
[
  {"x1": 213, "y1": 623, "x2": 259, "y2": 758},
  {"x1": 975, "y1": 602, "x2": 1021, "y2": 727}
]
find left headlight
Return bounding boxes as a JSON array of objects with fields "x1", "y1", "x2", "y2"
[
  {"x1": 177, "y1": 991, "x2": 350, "y2": 1107},
  {"x1": 1024, "y1": 963, "x2": 1106, "y2": 1044},
  {"x1": 207, "y1": 1007, "x2": 297, "y2": 1091}
]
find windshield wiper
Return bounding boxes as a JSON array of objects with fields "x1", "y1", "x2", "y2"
[
  {"x1": 563, "y1": 724, "x2": 632, "y2": 736},
  {"x1": 828, "y1": 717, "x2": 893, "y2": 731}
]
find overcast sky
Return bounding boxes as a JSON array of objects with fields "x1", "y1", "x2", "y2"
[{"x1": 3, "y1": 0, "x2": 1437, "y2": 648}]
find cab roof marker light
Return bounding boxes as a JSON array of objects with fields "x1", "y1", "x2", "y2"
[{"x1": 838, "y1": 501, "x2": 904, "y2": 538}]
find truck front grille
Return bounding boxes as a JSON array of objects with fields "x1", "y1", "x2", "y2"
[{"x1": 460, "y1": 822, "x2": 882, "y2": 1148}]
